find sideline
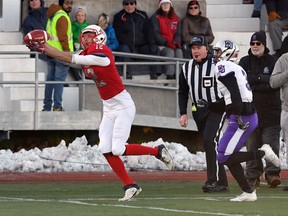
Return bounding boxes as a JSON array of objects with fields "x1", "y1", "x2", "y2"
[{"x1": 0, "y1": 171, "x2": 287, "y2": 184}]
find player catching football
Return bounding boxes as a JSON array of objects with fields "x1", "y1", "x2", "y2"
[
  {"x1": 213, "y1": 39, "x2": 280, "y2": 202},
  {"x1": 24, "y1": 25, "x2": 173, "y2": 201}
]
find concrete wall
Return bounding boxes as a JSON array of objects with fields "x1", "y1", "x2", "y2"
[{"x1": 83, "y1": 84, "x2": 178, "y2": 117}]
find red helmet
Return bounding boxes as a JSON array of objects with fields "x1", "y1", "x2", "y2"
[{"x1": 79, "y1": 25, "x2": 107, "y2": 49}]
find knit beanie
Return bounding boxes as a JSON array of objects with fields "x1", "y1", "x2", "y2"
[
  {"x1": 123, "y1": 0, "x2": 136, "y2": 3},
  {"x1": 74, "y1": 7, "x2": 87, "y2": 18},
  {"x1": 250, "y1": 30, "x2": 266, "y2": 47},
  {"x1": 187, "y1": 0, "x2": 200, "y2": 9},
  {"x1": 187, "y1": 0, "x2": 201, "y2": 15},
  {"x1": 59, "y1": 0, "x2": 65, "y2": 6},
  {"x1": 159, "y1": 0, "x2": 172, "y2": 7}
]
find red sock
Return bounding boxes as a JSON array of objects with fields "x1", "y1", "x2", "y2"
[
  {"x1": 104, "y1": 153, "x2": 134, "y2": 186},
  {"x1": 124, "y1": 144, "x2": 158, "y2": 156}
]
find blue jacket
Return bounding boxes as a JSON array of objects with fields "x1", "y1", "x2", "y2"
[
  {"x1": 105, "y1": 24, "x2": 119, "y2": 51},
  {"x1": 22, "y1": 7, "x2": 48, "y2": 35}
]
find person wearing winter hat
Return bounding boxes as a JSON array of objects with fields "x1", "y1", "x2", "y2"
[
  {"x1": 72, "y1": 7, "x2": 90, "y2": 50},
  {"x1": 239, "y1": 31, "x2": 281, "y2": 189},
  {"x1": 181, "y1": 0, "x2": 214, "y2": 58},
  {"x1": 250, "y1": 30, "x2": 267, "y2": 47},
  {"x1": 158, "y1": 0, "x2": 172, "y2": 7},
  {"x1": 187, "y1": 0, "x2": 200, "y2": 13},
  {"x1": 70, "y1": 7, "x2": 90, "y2": 81},
  {"x1": 150, "y1": 0, "x2": 182, "y2": 79}
]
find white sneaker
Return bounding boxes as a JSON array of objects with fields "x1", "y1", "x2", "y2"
[
  {"x1": 119, "y1": 184, "x2": 142, "y2": 201},
  {"x1": 260, "y1": 144, "x2": 280, "y2": 167},
  {"x1": 230, "y1": 190, "x2": 257, "y2": 202},
  {"x1": 157, "y1": 144, "x2": 174, "y2": 170}
]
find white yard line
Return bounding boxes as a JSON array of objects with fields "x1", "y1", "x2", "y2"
[{"x1": 1, "y1": 196, "x2": 288, "y2": 215}]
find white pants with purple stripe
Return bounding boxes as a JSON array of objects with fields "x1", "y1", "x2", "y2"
[{"x1": 217, "y1": 113, "x2": 258, "y2": 164}]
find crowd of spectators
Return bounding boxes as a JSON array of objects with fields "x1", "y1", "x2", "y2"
[{"x1": 22, "y1": 0, "x2": 288, "y2": 79}]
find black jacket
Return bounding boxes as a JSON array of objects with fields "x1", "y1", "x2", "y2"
[
  {"x1": 22, "y1": 7, "x2": 48, "y2": 36},
  {"x1": 265, "y1": 0, "x2": 288, "y2": 20},
  {"x1": 113, "y1": 9, "x2": 156, "y2": 49},
  {"x1": 238, "y1": 48, "x2": 281, "y2": 128}
]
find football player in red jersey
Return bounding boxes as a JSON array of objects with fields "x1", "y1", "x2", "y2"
[{"x1": 25, "y1": 25, "x2": 173, "y2": 201}]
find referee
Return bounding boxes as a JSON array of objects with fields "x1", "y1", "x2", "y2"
[{"x1": 178, "y1": 36, "x2": 228, "y2": 192}]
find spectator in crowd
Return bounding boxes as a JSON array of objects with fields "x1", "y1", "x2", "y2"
[
  {"x1": 150, "y1": 0, "x2": 183, "y2": 80},
  {"x1": 275, "y1": 35, "x2": 288, "y2": 58},
  {"x1": 178, "y1": 36, "x2": 228, "y2": 193},
  {"x1": 97, "y1": 13, "x2": 119, "y2": 51},
  {"x1": 270, "y1": 53, "x2": 288, "y2": 191},
  {"x1": 22, "y1": 0, "x2": 48, "y2": 61},
  {"x1": 43, "y1": 0, "x2": 74, "y2": 111},
  {"x1": 113, "y1": 0, "x2": 160, "y2": 80},
  {"x1": 72, "y1": 7, "x2": 89, "y2": 51},
  {"x1": 22, "y1": 0, "x2": 47, "y2": 36},
  {"x1": 239, "y1": 31, "x2": 281, "y2": 188},
  {"x1": 251, "y1": 0, "x2": 263, "y2": 18},
  {"x1": 265, "y1": 0, "x2": 288, "y2": 58},
  {"x1": 213, "y1": 39, "x2": 280, "y2": 202},
  {"x1": 181, "y1": 0, "x2": 214, "y2": 58},
  {"x1": 70, "y1": 7, "x2": 89, "y2": 81}
]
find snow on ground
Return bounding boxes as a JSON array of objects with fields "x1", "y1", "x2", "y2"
[{"x1": 0, "y1": 136, "x2": 287, "y2": 172}]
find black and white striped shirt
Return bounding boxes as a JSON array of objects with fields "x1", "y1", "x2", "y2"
[{"x1": 178, "y1": 56, "x2": 223, "y2": 115}]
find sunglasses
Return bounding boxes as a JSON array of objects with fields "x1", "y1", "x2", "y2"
[
  {"x1": 123, "y1": 2, "x2": 135, "y2": 6},
  {"x1": 189, "y1": 6, "x2": 198, "y2": 10},
  {"x1": 250, "y1": 42, "x2": 262, "y2": 46}
]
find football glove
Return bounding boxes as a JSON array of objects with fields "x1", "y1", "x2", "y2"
[
  {"x1": 26, "y1": 41, "x2": 46, "y2": 54},
  {"x1": 268, "y1": 11, "x2": 281, "y2": 22},
  {"x1": 235, "y1": 115, "x2": 249, "y2": 130}
]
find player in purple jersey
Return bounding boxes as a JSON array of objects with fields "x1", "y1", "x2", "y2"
[{"x1": 213, "y1": 39, "x2": 280, "y2": 202}]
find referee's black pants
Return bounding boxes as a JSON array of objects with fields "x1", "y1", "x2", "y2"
[{"x1": 192, "y1": 107, "x2": 228, "y2": 186}]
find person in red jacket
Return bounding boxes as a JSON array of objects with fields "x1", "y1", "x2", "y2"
[
  {"x1": 150, "y1": 0, "x2": 183, "y2": 79},
  {"x1": 25, "y1": 25, "x2": 173, "y2": 201}
]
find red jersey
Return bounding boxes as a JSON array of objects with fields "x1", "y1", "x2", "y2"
[{"x1": 80, "y1": 44, "x2": 125, "y2": 100}]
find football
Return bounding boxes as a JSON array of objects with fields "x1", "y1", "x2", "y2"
[{"x1": 24, "y1": 29, "x2": 50, "y2": 45}]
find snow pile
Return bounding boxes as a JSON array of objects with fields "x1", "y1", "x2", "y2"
[{"x1": 0, "y1": 136, "x2": 286, "y2": 172}]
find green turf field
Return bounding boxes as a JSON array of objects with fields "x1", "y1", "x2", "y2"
[{"x1": 0, "y1": 180, "x2": 287, "y2": 216}]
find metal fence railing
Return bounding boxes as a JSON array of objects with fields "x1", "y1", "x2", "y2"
[{"x1": 0, "y1": 50, "x2": 189, "y2": 130}]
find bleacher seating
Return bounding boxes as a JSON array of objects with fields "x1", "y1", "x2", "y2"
[{"x1": 0, "y1": 0, "x2": 280, "y2": 131}]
